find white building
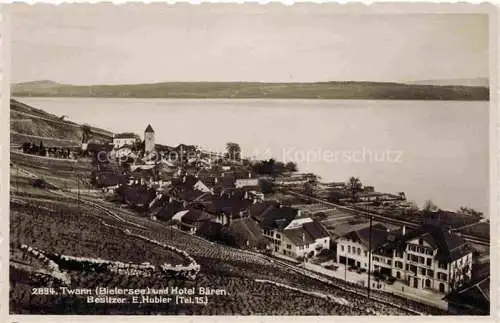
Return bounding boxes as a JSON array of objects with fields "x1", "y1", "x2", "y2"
[
  {"x1": 336, "y1": 223, "x2": 473, "y2": 294},
  {"x1": 113, "y1": 133, "x2": 138, "y2": 149},
  {"x1": 260, "y1": 207, "x2": 330, "y2": 259}
]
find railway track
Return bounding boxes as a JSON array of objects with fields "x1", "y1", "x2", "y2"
[{"x1": 285, "y1": 190, "x2": 490, "y2": 246}]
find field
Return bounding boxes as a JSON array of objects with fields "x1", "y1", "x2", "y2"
[
  {"x1": 11, "y1": 151, "x2": 93, "y2": 189},
  {"x1": 10, "y1": 196, "x2": 187, "y2": 268},
  {"x1": 10, "y1": 98, "x2": 113, "y2": 146}
]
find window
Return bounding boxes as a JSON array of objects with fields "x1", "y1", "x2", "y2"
[
  {"x1": 348, "y1": 246, "x2": 351, "y2": 253},
  {"x1": 276, "y1": 233, "x2": 281, "y2": 240},
  {"x1": 407, "y1": 254, "x2": 411, "y2": 261},
  {"x1": 428, "y1": 269, "x2": 434, "y2": 277},
  {"x1": 425, "y1": 279, "x2": 431, "y2": 288},
  {"x1": 410, "y1": 265, "x2": 417, "y2": 274},
  {"x1": 341, "y1": 245, "x2": 345, "y2": 252},
  {"x1": 373, "y1": 256, "x2": 380, "y2": 262},
  {"x1": 287, "y1": 244, "x2": 291, "y2": 249},
  {"x1": 426, "y1": 258, "x2": 432, "y2": 267},
  {"x1": 395, "y1": 251, "x2": 403, "y2": 258},
  {"x1": 438, "y1": 262, "x2": 447, "y2": 270},
  {"x1": 387, "y1": 260, "x2": 392, "y2": 266},
  {"x1": 405, "y1": 264, "x2": 409, "y2": 271},
  {"x1": 420, "y1": 267, "x2": 426, "y2": 275},
  {"x1": 438, "y1": 273, "x2": 448, "y2": 281},
  {"x1": 364, "y1": 251, "x2": 368, "y2": 257},
  {"x1": 357, "y1": 248, "x2": 361, "y2": 256},
  {"x1": 395, "y1": 261, "x2": 403, "y2": 269},
  {"x1": 419, "y1": 256, "x2": 425, "y2": 264},
  {"x1": 411, "y1": 255, "x2": 418, "y2": 262}
]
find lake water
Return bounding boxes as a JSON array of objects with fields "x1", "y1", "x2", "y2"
[{"x1": 17, "y1": 97, "x2": 490, "y2": 216}]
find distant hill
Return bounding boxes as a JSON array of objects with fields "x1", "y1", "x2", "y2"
[
  {"x1": 11, "y1": 80, "x2": 489, "y2": 101},
  {"x1": 405, "y1": 77, "x2": 489, "y2": 88},
  {"x1": 10, "y1": 98, "x2": 113, "y2": 148}
]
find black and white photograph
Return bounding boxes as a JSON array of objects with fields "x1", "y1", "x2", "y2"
[{"x1": 5, "y1": 3, "x2": 496, "y2": 318}]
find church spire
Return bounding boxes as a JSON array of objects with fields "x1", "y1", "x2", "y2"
[{"x1": 145, "y1": 124, "x2": 154, "y2": 133}]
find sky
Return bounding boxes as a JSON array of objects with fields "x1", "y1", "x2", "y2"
[{"x1": 10, "y1": 4, "x2": 489, "y2": 85}]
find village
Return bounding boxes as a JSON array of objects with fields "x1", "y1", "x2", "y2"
[{"x1": 12, "y1": 121, "x2": 489, "y2": 314}]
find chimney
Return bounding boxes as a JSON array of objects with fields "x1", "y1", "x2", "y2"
[{"x1": 402, "y1": 225, "x2": 406, "y2": 236}]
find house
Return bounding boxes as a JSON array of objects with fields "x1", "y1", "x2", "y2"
[
  {"x1": 336, "y1": 223, "x2": 394, "y2": 274},
  {"x1": 115, "y1": 184, "x2": 157, "y2": 208},
  {"x1": 391, "y1": 224, "x2": 473, "y2": 293},
  {"x1": 170, "y1": 175, "x2": 212, "y2": 202},
  {"x1": 114, "y1": 144, "x2": 134, "y2": 159},
  {"x1": 235, "y1": 172, "x2": 260, "y2": 189},
  {"x1": 113, "y1": 133, "x2": 139, "y2": 149},
  {"x1": 171, "y1": 209, "x2": 216, "y2": 234},
  {"x1": 279, "y1": 220, "x2": 331, "y2": 259},
  {"x1": 206, "y1": 188, "x2": 255, "y2": 225},
  {"x1": 335, "y1": 223, "x2": 474, "y2": 294},
  {"x1": 153, "y1": 199, "x2": 185, "y2": 222},
  {"x1": 259, "y1": 206, "x2": 330, "y2": 259},
  {"x1": 228, "y1": 217, "x2": 267, "y2": 249},
  {"x1": 249, "y1": 201, "x2": 281, "y2": 224}
]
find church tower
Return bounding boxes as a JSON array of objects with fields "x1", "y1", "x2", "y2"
[{"x1": 144, "y1": 124, "x2": 155, "y2": 154}]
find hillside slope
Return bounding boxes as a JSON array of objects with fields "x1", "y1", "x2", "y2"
[
  {"x1": 12, "y1": 81, "x2": 489, "y2": 100},
  {"x1": 10, "y1": 99, "x2": 113, "y2": 147}
]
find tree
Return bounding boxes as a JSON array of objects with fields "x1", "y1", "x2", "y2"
[
  {"x1": 38, "y1": 140, "x2": 46, "y2": 156},
  {"x1": 259, "y1": 179, "x2": 275, "y2": 194},
  {"x1": 22, "y1": 142, "x2": 31, "y2": 153},
  {"x1": 457, "y1": 206, "x2": 483, "y2": 219},
  {"x1": 346, "y1": 177, "x2": 363, "y2": 202},
  {"x1": 81, "y1": 124, "x2": 92, "y2": 144},
  {"x1": 225, "y1": 142, "x2": 241, "y2": 161},
  {"x1": 284, "y1": 161, "x2": 298, "y2": 172},
  {"x1": 423, "y1": 200, "x2": 439, "y2": 219},
  {"x1": 405, "y1": 201, "x2": 420, "y2": 217},
  {"x1": 252, "y1": 158, "x2": 276, "y2": 176},
  {"x1": 305, "y1": 173, "x2": 320, "y2": 184},
  {"x1": 303, "y1": 182, "x2": 315, "y2": 197},
  {"x1": 423, "y1": 200, "x2": 439, "y2": 212},
  {"x1": 327, "y1": 190, "x2": 345, "y2": 203}
]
